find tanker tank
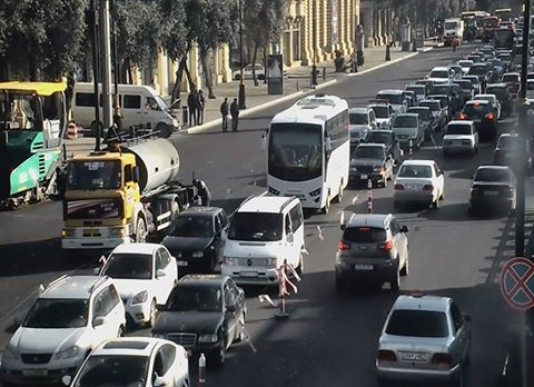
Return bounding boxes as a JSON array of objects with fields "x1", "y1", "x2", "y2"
[{"x1": 122, "y1": 139, "x2": 180, "y2": 195}]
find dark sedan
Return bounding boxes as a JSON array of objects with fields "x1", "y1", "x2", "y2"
[
  {"x1": 494, "y1": 133, "x2": 533, "y2": 173},
  {"x1": 407, "y1": 106, "x2": 438, "y2": 140},
  {"x1": 468, "y1": 63, "x2": 492, "y2": 89},
  {"x1": 468, "y1": 166, "x2": 516, "y2": 216},
  {"x1": 349, "y1": 143, "x2": 395, "y2": 187},
  {"x1": 485, "y1": 83, "x2": 514, "y2": 117},
  {"x1": 152, "y1": 275, "x2": 247, "y2": 367},
  {"x1": 364, "y1": 129, "x2": 403, "y2": 164},
  {"x1": 459, "y1": 100, "x2": 497, "y2": 142},
  {"x1": 161, "y1": 207, "x2": 229, "y2": 273}
]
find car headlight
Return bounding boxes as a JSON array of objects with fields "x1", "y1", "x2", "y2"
[
  {"x1": 55, "y1": 346, "x2": 80, "y2": 359},
  {"x1": 108, "y1": 227, "x2": 125, "y2": 238},
  {"x1": 198, "y1": 334, "x2": 218, "y2": 343},
  {"x1": 223, "y1": 256, "x2": 238, "y2": 266},
  {"x1": 151, "y1": 333, "x2": 166, "y2": 339},
  {"x1": 132, "y1": 290, "x2": 149, "y2": 305},
  {"x1": 62, "y1": 228, "x2": 75, "y2": 238},
  {"x1": 192, "y1": 251, "x2": 204, "y2": 258},
  {"x1": 3, "y1": 345, "x2": 20, "y2": 360},
  {"x1": 266, "y1": 258, "x2": 278, "y2": 268},
  {"x1": 309, "y1": 188, "x2": 321, "y2": 197}
]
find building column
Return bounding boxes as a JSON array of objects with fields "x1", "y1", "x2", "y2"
[
  {"x1": 157, "y1": 51, "x2": 169, "y2": 97},
  {"x1": 360, "y1": 1, "x2": 374, "y2": 48},
  {"x1": 337, "y1": 0, "x2": 346, "y2": 54},
  {"x1": 219, "y1": 43, "x2": 232, "y2": 83},
  {"x1": 319, "y1": 0, "x2": 328, "y2": 61},
  {"x1": 188, "y1": 43, "x2": 202, "y2": 91},
  {"x1": 374, "y1": 9, "x2": 381, "y2": 46}
]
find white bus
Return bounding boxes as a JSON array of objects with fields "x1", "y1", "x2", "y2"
[{"x1": 260, "y1": 94, "x2": 350, "y2": 213}]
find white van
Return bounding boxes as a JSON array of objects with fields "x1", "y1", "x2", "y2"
[
  {"x1": 221, "y1": 196, "x2": 305, "y2": 285},
  {"x1": 72, "y1": 83, "x2": 179, "y2": 137},
  {"x1": 444, "y1": 18, "x2": 464, "y2": 45}
]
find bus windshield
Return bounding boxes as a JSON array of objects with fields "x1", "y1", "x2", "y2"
[
  {"x1": 268, "y1": 123, "x2": 323, "y2": 182},
  {"x1": 483, "y1": 18, "x2": 498, "y2": 28}
]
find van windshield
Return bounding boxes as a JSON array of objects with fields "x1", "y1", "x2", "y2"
[
  {"x1": 155, "y1": 96, "x2": 169, "y2": 110},
  {"x1": 229, "y1": 212, "x2": 283, "y2": 241}
]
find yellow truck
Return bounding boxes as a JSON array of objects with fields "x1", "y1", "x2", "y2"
[{"x1": 61, "y1": 137, "x2": 196, "y2": 256}]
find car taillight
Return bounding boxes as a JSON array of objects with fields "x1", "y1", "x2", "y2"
[
  {"x1": 459, "y1": 113, "x2": 467, "y2": 119},
  {"x1": 377, "y1": 350, "x2": 397, "y2": 363},
  {"x1": 394, "y1": 184, "x2": 404, "y2": 190},
  {"x1": 423, "y1": 185, "x2": 434, "y2": 192},
  {"x1": 486, "y1": 112, "x2": 495, "y2": 120},
  {"x1": 431, "y1": 353, "x2": 454, "y2": 369},
  {"x1": 378, "y1": 241, "x2": 393, "y2": 251},
  {"x1": 338, "y1": 240, "x2": 351, "y2": 250}
]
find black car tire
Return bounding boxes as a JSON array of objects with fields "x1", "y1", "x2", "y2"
[
  {"x1": 390, "y1": 270, "x2": 400, "y2": 292},
  {"x1": 146, "y1": 299, "x2": 158, "y2": 328},
  {"x1": 432, "y1": 197, "x2": 440, "y2": 209}
]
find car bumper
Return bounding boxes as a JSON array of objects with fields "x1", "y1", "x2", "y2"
[
  {"x1": 394, "y1": 191, "x2": 434, "y2": 203},
  {"x1": 124, "y1": 300, "x2": 152, "y2": 325},
  {"x1": 349, "y1": 171, "x2": 386, "y2": 183},
  {"x1": 335, "y1": 259, "x2": 397, "y2": 282},
  {"x1": 443, "y1": 144, "x2": 475, "y2": 153},
  {"x1": 221, "y1": 265, "x2": 279, "y2": 285},
  {"x1": 62, "y1": 236, "x2": 131, "y2": 250},
  {"x1": 1, "y1": 365, "x2": 79, "y2": 385},
  {"x1": 376, "y1": 363, "x2": 461, "y2": 382},
  {"x1": 470, "y1": 197, "x2": 514, "y2": 210}
]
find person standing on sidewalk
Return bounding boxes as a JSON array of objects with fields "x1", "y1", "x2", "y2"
[
  {"x1": 197, "y1": 90, "x2": 206, "y2": 125},
  {"x1": 187, "y1": 89, "x2": 198, "y2": 126},
  {"x1": 192, "y1": 178, "x2": 211, "y2": 206},
  {"x1": 230, "y1": 98, "x2": 239, "y2": 132},
  {"x1": 220, "y1": 97, "x2": 229, "y2": 132}
]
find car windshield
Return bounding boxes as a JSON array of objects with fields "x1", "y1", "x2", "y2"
[
  {"x1": 353, "y1": 146, "x2": 385, "y2": 159},
  {"x1": 168, "y1": 215, "x2": 213, "y2": 238},
  {"x1": 377, "y1": 93, "x2": 403, "y2": 104},
  {"x1": 68, "y1": 160, "x2": 121, "y2": 190},
  {"x1": 430, "y1": 70, "x2": 449, "y2": 79},
  {"x1": 344, "y1": 226, "x2": 386, "y2": 243},
  {"x1": 458, "y1": 61, "x2": 473, "y2": 68},
  {"x1": 446, "y1": 124, "x2": 472, "y2": 135},
  {"x1": 397, "y1": 164, "x2": 433, "y2": 178},
  {"x1": 474, "y1": 168, "x2": 511, "y2": 182},
  {"x1": 74, "y1": 355, "x2": 149, "y2": 387},
  {"x1": 463, "y1": 103, "x2": 491, "y2": 118},
  {"x1": 166, "y1": 284, "x2": 222, "y2": 312},
  {"x1": 386, "y1": 310, "x2": 449, "y2": 338},
  {"x1": 102, "y1": 254, "x2": 153, "y2": 280},
  {"x1": 23, "y1": 299, "x2": 89, "y2": 329},
  {"x1": 393, "y1": 116, "x2": 417, "y2": 128},
  {"x1": 502, "y1": 74, "x2": 519, "y2": 83},
  {"x1": 419, "y1": 101, "x2": 439, "y2": 111},
  {"x1": 350, "y1": 112, "x2": 368, "y2": 125},
  {"x1": 366, "y1": 132, "x2": 392, "y2": 145},
  {"x1": 229, "y1": 212, "x2": 282, "y2": 241},
  {"x1": 469, "y1": 66, "x2": 487, "y2": 75},
  {"x1": 431, "y1": 85, "x2": 451, "y2": 95},
  {"x1": 371, "y1": 106, "x2": 389, "y2": 118},
  {"x1": 497, "y1": 136, "x2": 521, "y2": 149}
]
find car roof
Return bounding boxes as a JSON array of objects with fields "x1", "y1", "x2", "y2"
[
  {"x1": 400, "y1": 159, "x2": 435, "y2": 167},
  {"x1": 178, "y1": 274, "x2": 227, "y2": 286},
  {"x1": 392, "y1": 295, "x2": 451, "y2": 313},
  {"x1": 346, "y1": 213, "x2": 392, "y2": 229},
  {"x1": 179, "y1": 207, "x2": 221, "y2": 217},
  {"x1": 476, "y1": 165, "x2": 511, "y2": 172},
  {"x1": 93, "y1": 338, "x2": 164, "y2": 357},
  {"x1": 111, "y1": 242, "x2": 161, "y2": 255},
  {"x1": 428, "y1": 94, "x2": 448, "y2": 98},
  {"x1": 377, "y1": 89, "x2": 403, "y2": 95},
  {"x1": 499, "y1": 132, "x2": 518, "y2": 138},
  {"x1": 465, "y1": 99, "x2": 490, "y2": 105},
  {"x1": 395, "y1": 113, "x2": 418, "y2": 118},
  {"x1": 475, "y1": 94, "x2": 496, "y2": 99},
  {"x1": 503, "y1": 72, "x2": 520, "y2": 76},
  {"x1": 486, "y1": 83, "x2": 507, "y2": 88},
  {"x1": 431, "y1": 66, "x2": 449, "y2": 71},
  {"x1": 237, "y1": 196, "x2": 296, "y2": 214},
  {"x1": 408, "y1": 106, "x2": 430, "y2": 110},
  {"x1": 368, "y1": 129, "x2": 394, "y2": 134},
  {"x1": 419, "y1": 99, "x2": 440, "y2": 104},
  {"x1": 40, "y1": 276, "x2": 110, "y2": 300},
  {"x1": 406, "y1": 84, "x2": 425, "y2": 88},
  {"x1": 357, "y1": 142, "x2": 386, "y2": 149},
  {"x1": 448, "y1": 120, "x2": 474, "y2": 125},
  {"x1": 349, "y1": 107, "x2": 370, "y2": 114}
]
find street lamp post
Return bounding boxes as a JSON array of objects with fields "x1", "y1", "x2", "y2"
[
  {"x1": 238, "y1": 0, "x2": 246, "y2": 109},
  {"x1": 111, "y1": 0, "x2": 122, "y2": 131},
  {"x1": 311, "y1": 0, "x2": 317, "y2": 86},
  {"x1": 90, "y1": 0, "x2": 102, "y2": 151}
]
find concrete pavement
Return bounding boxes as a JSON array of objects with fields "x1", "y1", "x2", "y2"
[{"x1": 0, "y1": 43, "x2": 526, "y2": 387}]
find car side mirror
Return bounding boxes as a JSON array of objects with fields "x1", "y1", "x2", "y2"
[
  {"x1": 92, "y1": 316, "x2": 106, "y2": 327},
  {"x1": 400, "y1": 225, "x2": 409, "y2": 233},
  {"x1": 325, "y1": 137, "x2": 332, "y2": 151},
  {"x1": 157, "y1": 269, "x2": 166, "y2": 278},
  {"x1": 154, "y1": 376, "x2": 167, "y2": 387},
  {"x1": 62, "y1": 375, "x2": 72, "y2": 386},
  {"x1": 340, "y1": 224, "x2": 346, "y2": 230},
  {"x1": 464, "y1": 314, "x2": 472, "y2": 323}
]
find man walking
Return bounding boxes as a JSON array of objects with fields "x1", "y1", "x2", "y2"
[
  {"x1": 197, "y1": 90, "x2": 206, "y2": 125},
  {"x1": 220, "y1": 97, "x2": 229, "y2": 132},
  {"x1": 187, "y1": 89, "x2": 198, "y2": 126},
  {"x1": 192, "y1": 178, "x2": 211, "y2": 206},
  {"x1": 230, "y1": 98, "x2": 239, "y2": 132}
]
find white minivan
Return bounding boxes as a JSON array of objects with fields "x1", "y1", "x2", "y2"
[
  {"x1": 221, "y1": 196, "x2": 305, "y2": 285},
  {"x1": 72, "y1": 83, "x2": 179, "y2": 137}
]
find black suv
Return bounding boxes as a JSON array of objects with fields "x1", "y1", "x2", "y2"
[
  {"x1": 349, "y1": 143, "x2": 395, "y2": 187},
  {"x1": 152, "y1": 275, "x2": 247, "y2": 367},
  {"x1": 485, "y1": 83, "x2": 514, "y2": 117}
]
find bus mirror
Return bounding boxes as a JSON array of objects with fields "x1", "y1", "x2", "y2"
[
  {"x1": 260, "y1": 135, "x2": 267, "y2": 151},
  {"x1": 325, "y1": 137, "x2": 332, "y2": 151}
]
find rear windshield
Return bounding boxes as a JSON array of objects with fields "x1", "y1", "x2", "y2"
[
  {"x1": 366, "y1": 132, "x2": 392, "y2": 144},
  {"x1": 502, "y1": 74, "x2": 520, "y2": 83},
  {"x1": 455, "y1": 80, "x2": 473, "y2": 89},
  {"x1": 393, "y1": 116, "x2": 417, "y2": 128},
  {"x1": 446, "y1": 124, "x2": 472, "y2": 135},
  {"x1": 458, "y1": 61, "x2": 473, "y2": 68},
  {"x1": 474, "y1": 168, "x2": 511, "y2": 182},
  {"x1": 419, "y1": 101, "x2": 440, "y2": 111},
  {"x1": 469, "y1": 66, "x2": 487, "y2": 75},
  {"x1": 386, "y1": 310, "x2": 449, "y2": 338},
  {"x1": 228, "y1": 212, "x2": 283, "y2": 242},
  {"x1": 431, "y1": 96, "x2": 449, "y2": 106},
  {"x1": 431, "y1": 85, "x2": 451, "y2": 95},
  {"x1": 407, "y1": 108, "x2": 430, "y2": 119},
  {"x1": 497, "y1": 135, "x2": 520, "y2": 149},
  {"x1": 377, "y1": 93, "x2": 403, "y2": 104},
  {"x1": 463, "y1": 77, "x2": 479, "y2": 85},
  {"x1": 463, "y1": 103, "x2": 491, "y2": 118},
  {"x1": 398, "y1": 164, "x2": 433, "y2": 178},
  {"x1": 344, "y1": 226, "x2": 386, "y2": 243},
  {"x1": 406, "y1": 86, "x2": 424, "y2": 94},
  {"x1": 485, "y1": 87, "x2": 507, "y2": 97},
  {"x1": 430, "y1": 70, "x2": 449, "y2": 79},
  {"x1": 350, "y1": 112, "x2": 368, "y2": 125}
]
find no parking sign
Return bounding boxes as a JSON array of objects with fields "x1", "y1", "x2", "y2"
[{"x1": 500, "y1": 257, "x2": 534, "y2": 310}]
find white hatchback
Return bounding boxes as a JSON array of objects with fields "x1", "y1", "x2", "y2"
[
  {"x1": 393, "y1": 160, "x2": 445, "y2": 209},
  {"x1": 443, "y1": 120, "x2": 479, "y2": 156},
  {"x1": 62, "y1": 337, "x2": 189, "y2": 387},
  {"x1": 98, "y1": 243, "x2": 178, "y2": 328}
]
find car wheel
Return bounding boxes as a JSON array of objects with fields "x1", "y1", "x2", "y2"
[
  {"x1": 432, "y1": 197, "x2": 440, "y2": 209},
  {"x1": 135, "y1": 218, "x2": 147, "y2": 243},
  {"x1": 390, "y1": 270, "x2": 400, "y2": 292},
  {"x1": 146, "y1": 299, "x2": 157, "y2": 328},
  {"x1": 400, "y1": 253, "x2": 409, "y2": 276}
]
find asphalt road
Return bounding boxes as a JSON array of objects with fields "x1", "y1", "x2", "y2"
[{"x1": 1, "y1": 44, "x2": 532, "y2": 387}]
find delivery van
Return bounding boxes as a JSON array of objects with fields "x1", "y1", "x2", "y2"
[{"x1": 72, "y1": 83, "x2": 179, "y2": 138}]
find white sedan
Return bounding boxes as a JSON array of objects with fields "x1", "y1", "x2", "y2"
[
  {"x1": 98, "y1": 243, "x2": 178, "y2": 328},
  {"x1": 393, "y1": 160, "x2": 445, "y2": 209},
  {"x1": 62, "y1": 337, "x2": 189, "y2": 387},
  {"x1": 233, "y1": 63, "x2": 265, "y2": 80}
]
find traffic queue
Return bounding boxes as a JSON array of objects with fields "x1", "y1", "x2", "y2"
[{"x1": 0, "y1": 44, "x2": 529, "y2": 387}]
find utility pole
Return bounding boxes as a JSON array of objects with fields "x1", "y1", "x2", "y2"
[
  {"x1": 238, "y1": 0, "x2": 246, "y2": 110},
  {"x1": 91, "y1": 0, "x2": 102, "y2": 151},
  {"x1": 311, "y1": 0, "x2": 317, "y2": 86},
  {"x1": 111, "y1": 0, "x2": 122, "y2": 130},
  {"x1": 99, "y1": 0, "x2": 113, "y2": 135}
]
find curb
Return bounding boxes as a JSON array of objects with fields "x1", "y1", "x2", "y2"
[{"x1": 174, "y1": 48, "x2": 431, "y2": 136}]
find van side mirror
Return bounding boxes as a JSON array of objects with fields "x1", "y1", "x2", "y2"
[
  {"x1": 62, "y1": 375, "x2": 72, "y2": 386},
  {"x1": 325, "y1": 137, "x2": 332, "y2": 151},
  {"x1": 156, "y1": 269, "x2": 166, "y2": 278},
  {"x1": 286, "y1": 233, "x2": 294, "y2": 243},
  {"x1": 92, "y1": 316, "x2": 106, "y2": 327},
  {"x1": 400, "y1": 225, "x2": 409, "y2": 233},
  {"x1": 133, "y1": 166, "x2": 140, "y2": 183}
]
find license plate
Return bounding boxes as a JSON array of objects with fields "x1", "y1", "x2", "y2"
[
  {"x1": 406, "y1": 185, "x2": 419, "y2": 190},
  {"x1": 485, "y1": 191, "x2": 499, "y2": 196},
  {"x1": 241, "y1": 271, "x2": 258, "y2": 278},
  {"x1": 354, "y1": 264, "x2": 373, "y2": 271},
  {"x1": 177, "y1": 261, "x2": 188, "y2": 267},
  {"x1": 22, "y1": 369, "x2": 48, "y2": 377},
  {"x1": 401, "y1": 352, "x2": 428, "y2": 362},
  {"x1": 360, "y1": 174, "x2": 368, "y2": 179}
]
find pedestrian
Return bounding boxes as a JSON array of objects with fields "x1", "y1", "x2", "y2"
[
  {"x1": 220, "y1": 97, "x2": 229, "y2": 132},
  {"x1": 187, "y1": 89, "x2": 198, "y2": 126},
  {"x1": 230, "y1": 98, "x2": 239, "y2": 132},
  {"x1": 192, "y1": 178, "x2": 211, "y2": 206},
  {"x1": 197, "y1": 90, "x2": 206, "y2": 125}
]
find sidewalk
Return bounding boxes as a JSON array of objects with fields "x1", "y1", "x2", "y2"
[{"x1": 64, "y1": 41, "x2": 440, "y2": 156}]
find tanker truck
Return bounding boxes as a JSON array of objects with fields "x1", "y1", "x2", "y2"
[
  {"x1": 61, "y1": 137, "x2": 196, "y2": 256},
  {"x1": 0, "y1": 81, "x2": 68, "y2": 209}
]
